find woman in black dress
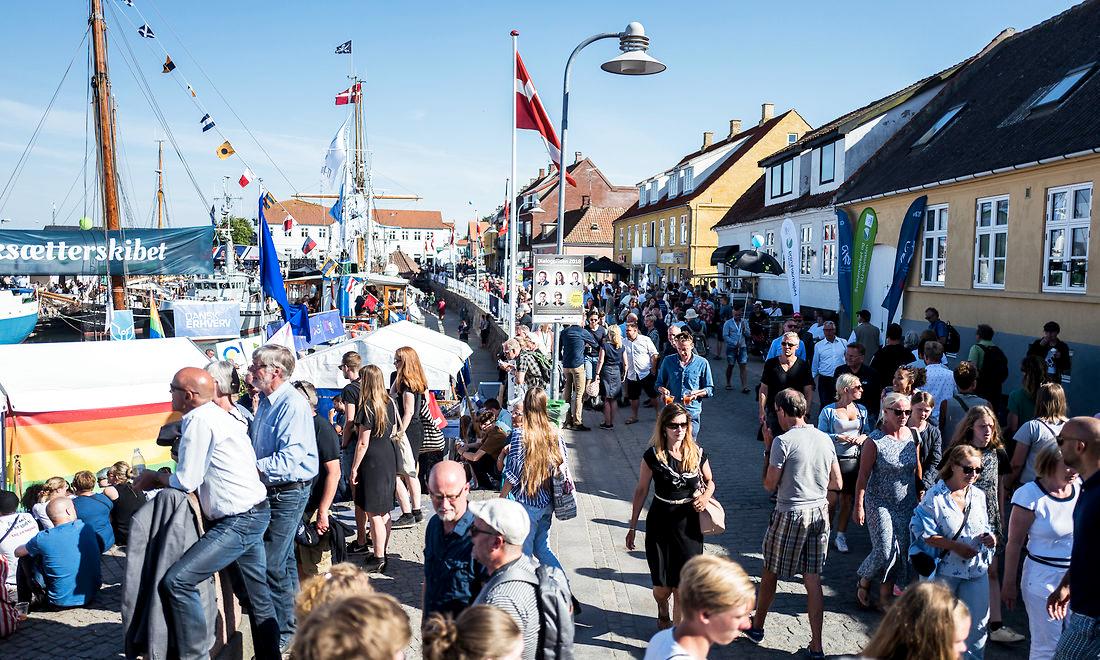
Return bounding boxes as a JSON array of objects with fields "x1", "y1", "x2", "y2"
[
  {"x1": 626, "y1": 403, "x2": 715, "y2": 629},
  {"x1": 392, "y1": 346, "x2": 428, "y2": 526},
  {"x1": 352, "y1": 365, "x2": 398, "y2": 573},
  {"x1": 102, "y1": 461, "x2": 144, "y2": 545}
]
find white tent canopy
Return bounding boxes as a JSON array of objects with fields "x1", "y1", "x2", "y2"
[
  {"x1": 294, "y1": 321, "x2": 472, "y2": 392},
  {"x1": 0, "y1": 338, "x2": 210, "y2": 413}
]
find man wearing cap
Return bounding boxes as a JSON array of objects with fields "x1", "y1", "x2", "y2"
[{"x1": 470, "y1": 498, "x2": 575, "y2": 660}]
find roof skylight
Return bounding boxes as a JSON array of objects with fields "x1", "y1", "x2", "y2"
[
  {"x1": 912, "y1": 103, "x2": 966, "y2": 147},
  {"x1": 1031, "y1": 63, "x2": 1094, "y2": 109}
]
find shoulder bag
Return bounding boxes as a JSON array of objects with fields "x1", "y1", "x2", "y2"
[
  {"x1": 551, "y1": 435, "x2": 577, "y2": 521},
  {"x1": 911, "y1": 495, "x2": 971, "y2": 577},
  {"x1": 696, "y1": 475, "x2": 725, "y2": 536},
  {"x1": 390, "y1": 401, "x2": 417, "y2": 478}
]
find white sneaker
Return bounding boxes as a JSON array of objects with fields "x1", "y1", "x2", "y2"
[
  {"x1": 834, "y1": 533, "x2": 849, "y2": 553},
  {"x1": 988, "y1": 626, "x2": 1025, "y2": 643}
]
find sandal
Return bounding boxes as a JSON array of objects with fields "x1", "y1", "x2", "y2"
[
  {"x1": 625, "y1": 418, "x2": 639, "y2": 425},
  {"x1": 856, "y1": 579, "x2": 873, "y2": 609}
]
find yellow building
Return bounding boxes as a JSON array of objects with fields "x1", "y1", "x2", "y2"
[
  {"x1": 613, "y1": 104, "x2": 810, "y2": 285},
  {"x1": 836, "y1": 2, "x2": 1100, "y2": 412}
]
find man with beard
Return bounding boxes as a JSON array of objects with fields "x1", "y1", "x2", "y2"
[{"x1": 423, "y1": 461, "x2": 486, "y2": 618}]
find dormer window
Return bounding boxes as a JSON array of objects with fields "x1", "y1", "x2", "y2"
[
  {"x1": 669, "y1": 170, "x2": 679, "y2": 197},
  {"x1": 683, "y1": 166, "x2": 695, "y2": 193},
  {"x1": 769, "y1": 159, "x2": 794, "y2": 197},
  {"x1": 818, "y1": 141, "x2": 836, "y2": 184},
  {"x1": 649, "y1": 180, "x2": 659, "y2": 202},
  {"x1": 638, "y1": 184, "x2": 648, "y2": 206},
  {"x1": 1031, "y1": 63, "x2": 1094, "y2": 110},
  {"x1": 913, "y1": 103, "x2": 966, "y2": 147}
]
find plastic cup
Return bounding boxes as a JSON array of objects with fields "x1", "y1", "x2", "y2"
[{"x1": 663, "y1": 395, "x2": 674, "y2": 405}]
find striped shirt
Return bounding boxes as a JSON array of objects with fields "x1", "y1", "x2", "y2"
[
  {"x1": 473, "y1": 556, "x2": 541, "y2": 660},
  {"x1": 503, "y1": 428, "x2": 567, "y2": 509}
]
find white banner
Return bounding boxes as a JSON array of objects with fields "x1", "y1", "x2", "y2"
[
  {"x1": 532, "y1": 253, "x2": 584, "y2": 325},
  {"x1": 780, "y1": 218, "x2": 800, "y2": 313}
]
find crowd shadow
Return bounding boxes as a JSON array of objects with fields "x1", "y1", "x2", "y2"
[{"x1": 5, "y1": 618, "x2": 122, "y2": 660}]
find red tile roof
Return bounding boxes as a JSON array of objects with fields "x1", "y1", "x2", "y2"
[
  {"x1": 263, "y1": 199, "x2": 334, "y2": 227},
  {"x1": 372, "y1": 209, "x2": 448, "y2": 230},
  {"x1": 532, "y1": 206, "x2": 629, "y2": 246}
]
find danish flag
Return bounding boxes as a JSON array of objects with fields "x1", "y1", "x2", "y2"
[
  {"x1": 335, "y1": 82, "x2": 362, "y2": 106},
  {"x1": 515, "y1": 52, "x2": 576, "y2": 187}
]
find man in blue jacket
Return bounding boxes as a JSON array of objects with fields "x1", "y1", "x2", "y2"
[
  {"x1": 559, "y1": 323, "x2": 598, "y2": 431},
  {"x1": 656, "y1": 332, "x2": 714, "y2": 439}
]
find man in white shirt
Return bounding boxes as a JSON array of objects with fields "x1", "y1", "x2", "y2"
[
  {"x1": 622, "y1": 321, "x2": 659, "y2": 424},
  {"x1": 135, "y1": 367, "x2": 278, "y2": 660},
  {"x1": 920, "y1": 342, "x2": 957, "y2": 426},
  {"x1": 811, "y1": 322, "x2": 847, "y2": 406},
  {"x1": 807, "y1": 311, "x2": 827, "y2": 342},
  {"x1": 0, "y1": 490, "x2": 38, "y2": 601}
]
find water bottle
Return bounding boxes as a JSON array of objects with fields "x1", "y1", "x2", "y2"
[{"x1": 131, "y1": 448, "x2": 146, "y2": 476}]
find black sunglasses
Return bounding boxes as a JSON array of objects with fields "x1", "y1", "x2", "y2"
[
  {"x1": 887, "y1": 408, "x2": 912, "y2": 417},
  {"x1": 958, "y1": 465, "x2": 983, "y2": 476},
  {"x1": 469, "y1": 526, "x2": 499, "y2": 538},
  {"x1": 781, "y1": 342, "x2": 798, "y2": 348},
  {"x1": 664, "y1": 421, "x2": 690, "y2": 430}
]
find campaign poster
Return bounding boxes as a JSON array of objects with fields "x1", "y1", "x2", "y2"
[
  {"x1": 532, "y1": 253, "x2": 584, "y2": 324},
  {"x1": 171, "y1": 300, "x2": 241, "y2": 340}
]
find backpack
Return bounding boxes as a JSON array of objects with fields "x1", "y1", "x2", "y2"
[
  {"x1": 527, "y1": 350, "x2": 553, "y2": 386},
  {"x1": 494, "y1": 560, "x2": 575, "y2": 660},
  {"x1": 943, "y1": 323, "x2": 961, "y2": 353},
  {"x1": 976, "y1": 344, "x2": 1009, "y2": 393}
]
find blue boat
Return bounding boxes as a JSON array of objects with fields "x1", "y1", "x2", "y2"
[{"x1": 0, "y1": 289, "x2": 40, "y2": 344}]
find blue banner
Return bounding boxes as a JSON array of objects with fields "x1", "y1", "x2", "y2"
[
  {"x1": 171, "y1": 300, "x2": 241, "y2": 339},
  {"x1": 265, "y1": 310, "x2": 346, "y2": 352},
  {"x1": 836, "y1": 209, "x2": 854, "y2": 325},
  {"x1": 0, "y1": 227, "x2": 213, "y2": 275},
  {"x1": 881, "y1": 195, "x2": 927, "y2": 324}
]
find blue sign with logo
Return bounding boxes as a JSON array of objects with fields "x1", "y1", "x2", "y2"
[
  {"x1": 0, "y1": 226, "x2": 214, "y2": 275},
  {"x1": 110, "y1": 310, "x2": 135, "y2": 341},
  {"x1": 265, "y1": 310, "x2": 346, "y2": 351},
  {"x1": 171, "y1": 300, "x2": 241, "y2": 339}
]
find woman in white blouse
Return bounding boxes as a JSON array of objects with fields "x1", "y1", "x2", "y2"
[{"x1": 1002, "y1": 443, "x2": 1078, "y2": 660}]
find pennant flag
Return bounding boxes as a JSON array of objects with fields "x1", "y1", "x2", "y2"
[
  {"x1": 881, "y1": 196, "x2": 928, "y2": 323},
  {"x1": 364, "y1": 292, "x2": 379, "y2": 311},
  {"x1": 302, "y1": 236, "x2": 318, "y2": 255},
  {"x1": 267, "y1": 321, "x2": 298, "y2": 353},
  {"x1": 258, "y1": 194, "x2": 312, "y2": 340},
  {"x1": 329, "y1": 184, "x2": 345, "y2": 223},
  {"x1": 148, "y1": 302, "x2": 165, "y2": 339},
  {"x1": 320, "y1": 258, "x2": 338, "y2": 278},
  {"x1": 850, "y1": 208, "x2": 879, "y2": 326},
  {"x1": 119, "y1": 0, "x2": 134, "y2": 6},
  {"x1": 836, "y1": 209, "x2": 854, "y2": 327},
  {"x1": 283, "y1": 214, "x2": 296, "y2": 232},
  {"x1": 209, "y1": 204, "x2": 217, "y2": 226},
  {"x1": 216, "y1": 141, "x2": 235, "y2": 159},
  {"x1": 162, "y1": 56, "x2": 175, "y2": 74},
  {"x1": 262, "y1": 192, "x2": 277, "y2": 210},
  {"x1": 200, "y1": 113, "x2": 215, "y2": 132},
  {"x1": 335, "y1": 82, "x2": 362, "y2": 106},
  {"x1": 515, "y1": 52, "x2": 576, "y2": 186},
  {"x1": 321, "y1": 119, "x2": 348, "y2": 192},
  {"x1": 335, "y1": 40, "x2": 352, "y2": 55},
  {"x1": 187, "y1": 85, "x2": 197, "y2": 97},
  {"x1": 238, "y1": 168, "x2": 254, "y2": 188},
  {"x1": 780, "y1": 217, "x2": 800, "y2": 312},
  {"x1": 137, "y1": 24, "x2": 155, "y2": 38},
  {"x1": 344, "y1": 277, "x2": 358, "y2": 294}
]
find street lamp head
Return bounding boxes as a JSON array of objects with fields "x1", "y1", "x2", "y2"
[{"x1": 601, "y1": 22, "x2": 666, "y2": 76}]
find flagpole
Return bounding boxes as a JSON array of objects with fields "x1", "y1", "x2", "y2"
[{"x1": 508, "y1": 30, "x2": 519, "y2": 340}]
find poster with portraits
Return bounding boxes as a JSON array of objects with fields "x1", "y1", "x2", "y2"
[{"x1": 532, "y1": 253, "x2": 584, "y2": 324}]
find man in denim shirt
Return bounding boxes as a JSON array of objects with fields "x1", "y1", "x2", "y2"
[
  {"x1": 423, "y1": 461, "x2": 485, "y2": 618},
  {"x1": 559, "y1": 323, "x2": 598, "y2": 431},
  {"x1": 656, "y1": 332, "x2": 713, "y2": 439},
  {"x1": 248, "y1": 344, "x2": 318, "y2": 652}
]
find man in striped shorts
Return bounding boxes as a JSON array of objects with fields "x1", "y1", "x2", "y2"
[{"x1": 746, "y1": 388, "x2": 841, "y2": 660}]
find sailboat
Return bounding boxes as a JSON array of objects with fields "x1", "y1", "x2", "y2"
[{"x1": 0, "y1": 288, "x2": 39, "y2": 344}]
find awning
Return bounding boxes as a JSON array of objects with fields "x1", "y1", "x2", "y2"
[{"x1": 710, "y1": 244, "x2": 740, "y2": 265}]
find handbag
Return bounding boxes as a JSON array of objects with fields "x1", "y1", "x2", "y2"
[
  {"x1": 419, "y1": 394, "x2": 446, "y2": 454},
  {"x1": 389, "y1": 402, "x2": 417, "y2": 477},
  {"x1": 911, "y1": 496, "x2": 971, "y2": 577},
  {"x1": 585, "y1": 380, "x2": 600, "y2": 398},
  {"x1": 551, "y1": 437, "x2": 577, "y2": 521},
  {"x1": 696, "y1": 477, "x2": 725, "y2": 536}
]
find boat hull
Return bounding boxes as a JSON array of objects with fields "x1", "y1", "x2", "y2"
[{"x1": 0, "y1": 308, "x2": 39, "y2": 344}]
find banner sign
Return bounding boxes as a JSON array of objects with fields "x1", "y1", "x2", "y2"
[
  {"x1": 264, "y1": 309, "x2": 346, "y2": 351},
  {"x1": 780, "y1": 218, "x2": 800, "y2": 313},
  {"x1": 836, "y1": 210, "x2": 854, "y2": 326},
  {"x1": 171, "y1": 300, "x2": 241, "y2": 339},
  {"x1": 882, "y1": 195, "x2": 927, "y2": 324},
  {"x1": 110, "y1": 310, "x2": 135, "y2": 341},
  {"x1": 214, "y1": 335, "x2": 265, "y2": 367},
  {"x1": 850, "y1": 208, "x2": 879, "y2": 326},
  {"x1": 0, "y1": 226, "x2": 214, "y2": 275},
  {"x1": 532, "y1": 253, "x2": 584, "y2": 325}
]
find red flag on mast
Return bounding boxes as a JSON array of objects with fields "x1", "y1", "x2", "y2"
[
  {"x1": 335, "y1": 82, "x2": 362, "y2": 105},
  {"x1": 515, "y1": 53, "x2": 576, "y2": 186}
]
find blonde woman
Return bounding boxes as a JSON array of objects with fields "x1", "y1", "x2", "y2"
[
  {"x1": 501, "y1": 387, "x2": 569, "y2": 571},
  {"x1": 644, "y1": 555, "x2": 753, "y2": 659},
  {"x1": 31, "y1": 477, "x2": 71, "y2": 530},
  {"x1": 101, "y1": 461, "x2": 143, "y2": 545},
  {"x1": 291, "y1": 593, "x2": 410, "y2": 660},
  {"x1": 391, "y1": 346, "x2": 428, "y2": 527},
  {"x1": 422, "y1": 604, "x2": 523, "y2": 660},
  {"x1": 816, "y1": 372, "x2": 870, "y2": 554},
  {"x1": 353, "y1": 365, "x2": 399, "y2": 573},
  {"x1": 627, "y1": 403, "x2": 714, "y2": 629},
  {"x1": 596, "y1": 324, "x2": 625, "y2": 429},
  {"x1": 294, "y1": 562, "x2": 373, "y2": 621},
  {"x1": 861, "y1": 581, "x2": 971, "y2": 660}
]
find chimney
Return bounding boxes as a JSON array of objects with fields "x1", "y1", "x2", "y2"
[
  {"x1": 760, "y1": 102, "x2": 774, "y2": 125},
  {"x1": 701, "y1": 131, "x2": 714, "y2": 149},
  {"x1": 538, "y1": 168, "x2": 545, "y2": 179},
  {"x1": 574, "y1": 151, "x2": 583, "y2": 165},
  {"x1": 581, "y1": 195, "x2": 591, "y2": 208},
  {"x1": 728, "y1": 119, "x2": 742, "y2": 138}
]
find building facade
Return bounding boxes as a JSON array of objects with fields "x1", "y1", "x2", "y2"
[{"x1": 530, "y1": 199, "x2": 628, "y2": 260}]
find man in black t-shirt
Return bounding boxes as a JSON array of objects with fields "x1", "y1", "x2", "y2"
[
  {"x1": 833, "y1": 343, "x2": 880, "y2": 418},
  {"x1": 869, "y1": 323, "x2": 915, "y2": 388},
  {"x1": 758, "y1": 332, "x2": 815, "y2": 446}
]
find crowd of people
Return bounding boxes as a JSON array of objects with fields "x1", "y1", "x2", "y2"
[{"x1": 0, "y1": 274, "x2": 1097, "y2": 660}]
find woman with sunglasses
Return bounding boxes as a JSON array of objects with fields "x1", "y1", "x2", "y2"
[
  {"x1": 944, "y1": 406, "x2": 1019, "y2": 644},
  {"x1": 912, "y1": 444, "x2": 996, "y2": 659},
  {"x1": 626, "y1": 403, "x2": 714, "y2": 630},
  {"x1": 854, "y1": 392, "x2": 919, "y2": 610},
  {"x1": 817, "y1": 373, "x2": 870, "y2": 555}
]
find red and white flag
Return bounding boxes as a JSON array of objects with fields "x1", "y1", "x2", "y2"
[
  {"x1": 335, "y1": 82, "x2": 362, "y2": 106},
  {"x1": 500, "y1": 179, "x2": 510, "y2": 235},
  {"x1": 238, "y1": 168, "x2": 253, "y2": 187},
  {"x1": 516, "y1": 52, "x2": 576, "y2": 187},
  {"x1": 283, "y1": 214, "x2": 296, "y2": 232},
  {"x1": 301, "y1": 236, "x2": 318, "y2": 254}
]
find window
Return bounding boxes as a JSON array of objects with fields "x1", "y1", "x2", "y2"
[
  {"x1": 769, "y1": 159, "x2": 794, "y2": 197},
  {"x1": 318, "y1": 227, "x2": 327, "y2": 239},
  {"x1": 1043, "y1": 183, "x2": 1091, "y2": 292},
  {"x1": 649, "y1": 180, "x2": 659, "y2": 202},
  {"x1": 387, "y1": 230, "x2": 396, "y2": 240},
  {"x1": 401, "y1": 231, "x2": 409, "y2": 241},
  {"x1": 764, "y1": 230, "x2": 776, "y2": 257},
  {"x1": 680, "y1": 215, "x2": 688, "y2": 244},
  {"x1": 788, "y1": 133, "x2": 798, "y2": 144},
  {"x1": 414, "y1": 231, "x2": 421, "y2": 241},
  {"x1": 668, "y1": 171, "x2": 679, "y2": 197},
  {"x1": 618, "y1": 227, "x2": 624, "y2": 250},
  {"x1": 913, "y1": 103, "x2": 966, "y2": 147},
  {"x1": 921, "y1": 204, "x2": 949, "y2": 285},
  {"x1": 818, "y1": 141, "x2": 836, "y2": 184},
  {"x1": 300, "y1": 227, "x2": 309, "y2": 237},
  {"x1": 799, "y1": 224, "x2": 813, "y2": 276},
  {"x1": 821, "y1": 221, "x2": 837, "y2": 277},
  {"x1": 638, "y1": 184, "x2": 648, "y2": 206},
  {"x1": 658, "y1": 219, "x2": 665, "y2": 246},
  {"x1": 668, "y1": 216, "x2": 677, "y2": 245},
  {"x1": 1032, "y1": 63, "x2": 1094, "y2": 110},
  {"x1": 650, "y1": 221, "x2": 656, "y2": 248},
  {"x1": 973, "y1": 196, "x2": 1009, "y2": 288},
  {"x1": 683, "y1": 166, "x2": 695, "y2": 194}
]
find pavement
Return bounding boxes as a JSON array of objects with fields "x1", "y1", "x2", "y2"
[{"x1": 3, "y1": 306, "x2": 1031, "y2": 659}]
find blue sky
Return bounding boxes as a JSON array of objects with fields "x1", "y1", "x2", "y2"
[{"x1": 0, "y1": 0, "x2": 1078, "y2": 235}]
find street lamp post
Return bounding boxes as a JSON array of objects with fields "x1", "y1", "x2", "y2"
[{"x1": 550, "y1": 22, "x2": 665, "y2": 397}]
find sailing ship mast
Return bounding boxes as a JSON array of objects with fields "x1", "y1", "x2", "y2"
[
  {"x1": 154, "y1": 139, "x2": 166, "y2": 229},
  {"x1": 90, "y1": 0, "x2": 127, "y2": 311}
]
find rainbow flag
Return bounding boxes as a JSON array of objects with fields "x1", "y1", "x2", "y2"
[{"x1": 149, "y1": 302, "x2": 165, "y2": 339}]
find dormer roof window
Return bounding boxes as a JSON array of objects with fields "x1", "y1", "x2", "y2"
[
  {"x1": 1031, "y1": 63, "x2": 1094, "y2": 110},
  {"x1": 912, "y1": 103, "x2": 966, "y2": 148}
]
